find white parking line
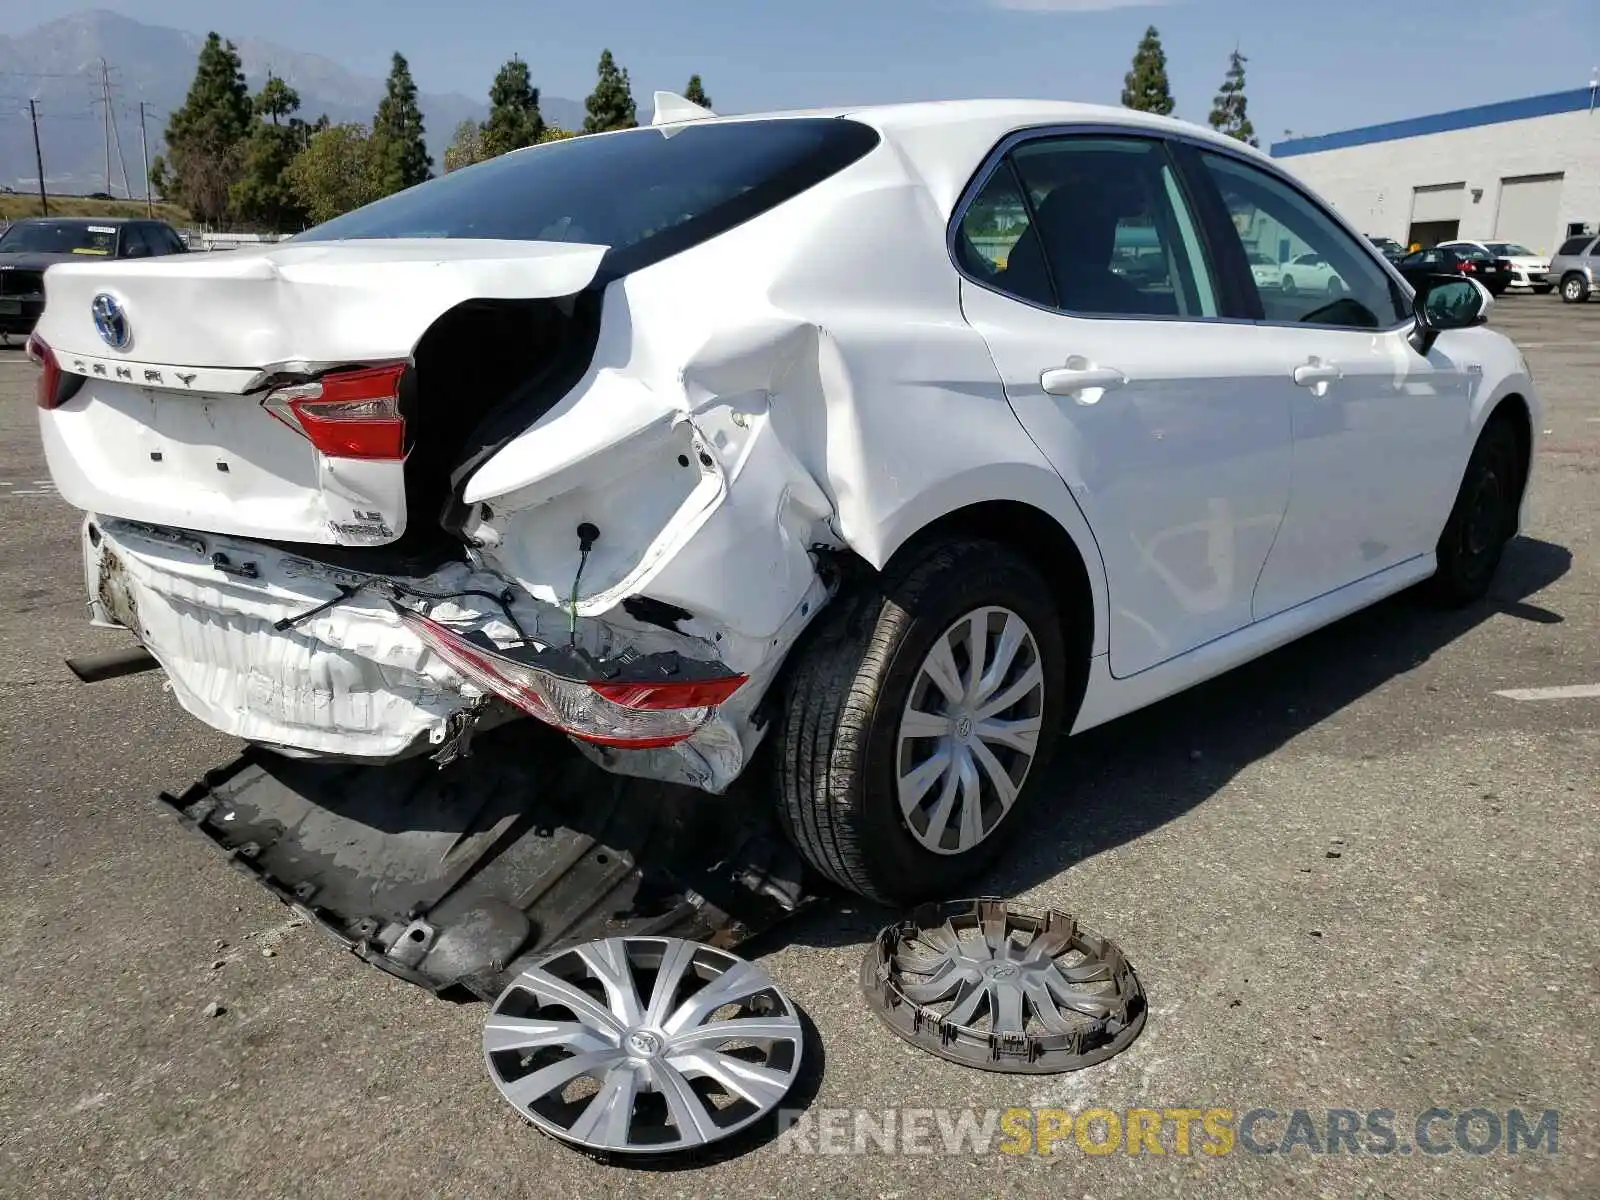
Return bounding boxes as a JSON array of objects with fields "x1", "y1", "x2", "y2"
[{"x1": 1494, "y1": 684, "x2": 1600, "y2": 702}]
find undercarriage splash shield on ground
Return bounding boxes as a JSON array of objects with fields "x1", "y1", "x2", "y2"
[
  {"x1": 861, "y1": 898, "x2": 1147, "y2": 1073},
  {"x1": 158, "y1": 724, "x2": 817, "y2": 999}
]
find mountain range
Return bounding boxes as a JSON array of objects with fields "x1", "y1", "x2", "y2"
[{"x1": 0, "y1": 10, "x2": 584, "y2": 194}]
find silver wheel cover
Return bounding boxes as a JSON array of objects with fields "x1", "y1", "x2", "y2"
[
  {"x1": 896, "y1": 605, "x2": 1046, "y2": 855},
  {"x1": 485, "y1": 937, "x2": 804, "y2": 1153}
]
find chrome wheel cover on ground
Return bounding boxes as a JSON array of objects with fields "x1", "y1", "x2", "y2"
[
  {"x1": 485, "y1": 937, "x2": 804, "y2": 1154},
  {"x1": 896, "y1": 605, "x2": 1046, "y2": 855},
  {"x1": 862, "y1": 899, "x2": 1147, "y2": 1073}
]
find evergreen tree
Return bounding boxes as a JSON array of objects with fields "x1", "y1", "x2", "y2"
[
  {"x1": 158, "y1": 32, "x2": 255, "y2": 224},
  {"x1": 480, "y1": 57, "x2": 544, "y2": 158},
  {"x1": 1208, "y1": 48, "x2": 1258, "y2": 146},
  {"x1": 583, "y1": 49, "x2": 637, "y2": 133},
  {"x1": 1121, "y1": 26, "x2": 1175, "y2": 117},
  {"x1": 231, "y1": 73, "x2": 310, "y2": 231},
  {"x1": 253, "y1": 74, "x2": 299, "y2": 125},
  {"x1": 683, "y1": 74, "x2": 712, "y2": 110},
  {"x1": 372, "y1": 52, "x2": 433, "y2": 194}
]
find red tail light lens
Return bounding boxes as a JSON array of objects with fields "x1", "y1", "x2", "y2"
[
  {"x1": 394, "y1": 605, "x2": 747, "y2": 749},
  {"x1": 264, "y1": 363, "x2": 407, "y2": 460},
  {"x1": 26, "y1": 333, "x2": 64, "y2": 410}
]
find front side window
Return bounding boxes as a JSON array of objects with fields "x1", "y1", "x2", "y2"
[
  {"x1": 294, "y1": 118, "x2": 881, "y2": 280},
  {"x1": 1199, "y1": 151, "x2": 1410, "y2": 328},
  {"x1": 955, "y1": 135, "x2": 1219, "y2": 319}
]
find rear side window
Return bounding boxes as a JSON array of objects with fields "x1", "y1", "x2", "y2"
[
  {"x1": 955, "y1": 135, "x2": 1220, "y2": 319},
  {"x1": 1556, "y1": 236, "x2": 1595, "y2": 256},
  {"x1": 295, "y1": 118, "x2": 881, "y2": 280}
]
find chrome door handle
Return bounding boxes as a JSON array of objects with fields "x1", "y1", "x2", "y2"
[{"x1": 1041, "y1": 363, "x2": 1126, "y2": 401}]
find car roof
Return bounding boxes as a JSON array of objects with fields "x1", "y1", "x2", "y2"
[
  {"x1": 8, "y1": 215, "x2": 139, "y2": 226},
  {"x1": 676, "y1": 98, "x2": 1281, "y2": 215}
]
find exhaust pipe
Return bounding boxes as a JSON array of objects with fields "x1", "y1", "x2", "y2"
[{"x1": 66, "y1": 645, "x2": 160, "y2": 683}]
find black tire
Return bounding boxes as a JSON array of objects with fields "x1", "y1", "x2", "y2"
[
  {"x1": 1534, "y1": 284, "x2": 1554, "y2": 295},
  {"x1": 774, "y1": 539, "x2": 1068, "y2": 903},
  {"x1": 1281, "y1": 275, "x2": 1297, "y2": 296},
  {"x1": 1327, "y1": 277, "x2": 1342, "y2": 296},
  {"x1": 1561, "y1": 273, "x2": 1590, "y2": 304},
  {"x1": 1424, "y1": 418, "x2": 1523, "y2": 607}
]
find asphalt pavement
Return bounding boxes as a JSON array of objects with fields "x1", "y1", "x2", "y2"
[{"x1": 0, "y1": 296, "x2": 1596, "y2": 1199}]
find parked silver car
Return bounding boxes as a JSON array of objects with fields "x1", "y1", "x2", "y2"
[{"x1": 1550, "y1": 233, "x2": 1598, "y2": 303}]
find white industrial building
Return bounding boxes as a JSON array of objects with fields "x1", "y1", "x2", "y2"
[{"x1": 1272, "y1": 87, "x2": 1600, "y2": 256}]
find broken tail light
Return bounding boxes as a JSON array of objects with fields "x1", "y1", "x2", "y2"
[
  {"x1": 264, "y1": 363, "x2": 407, "y2": 460},
  {"x1": 394, "y1": 606, "x2": 747, "y2": 749},
  {"x1": 26, "y1": 332, "x2": 65, "y2": 410}
]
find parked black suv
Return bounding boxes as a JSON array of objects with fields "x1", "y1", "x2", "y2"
[{"x1": 0, "y1": 217, "x2": 188, "y2": 338}]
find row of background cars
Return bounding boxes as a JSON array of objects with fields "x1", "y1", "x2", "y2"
[{"x1": 1370, "y1": 232, "x2": 1600, "y2": 303}]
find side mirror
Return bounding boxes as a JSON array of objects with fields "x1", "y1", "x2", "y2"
[{"x1": 1409, "y1": 274, "x2": 1489, "y2": 354}]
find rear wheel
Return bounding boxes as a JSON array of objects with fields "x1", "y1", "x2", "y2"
[
  {"x1": 1281, "y1": 275, "x2": 1298, "y2": 296},
  {"x1": 1561, "y1": 273, "x2": 1591, "y2": 303},
  {"x1": 1424, "y1": 418, "x2": 1522, "y2": 607},
  {"x1": 1327, "y1": 277, "x2": 1343, "y2": 296},
  {"x1": 1534, "y1": 284, "x2": 1554, "y2": 295},
  {"x1": 775, "y1": 540, "x2": 1068, "y2": 903}
]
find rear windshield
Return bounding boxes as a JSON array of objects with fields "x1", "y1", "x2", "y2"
[
  {"x1": 295, "y1": 117, "x2": 881, "y2": 279},
  {"x1": 0, "y1": 221, "x2": 119, "y2": 255}
]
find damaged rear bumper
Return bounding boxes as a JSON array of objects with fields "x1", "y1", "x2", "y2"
[{"x1": 84, "y1": 516, "x2": 766, "y2": 789}]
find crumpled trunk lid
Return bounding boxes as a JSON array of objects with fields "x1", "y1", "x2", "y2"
[{"x1": 35, "y1": 238, "x2": 606, "y2": 547}]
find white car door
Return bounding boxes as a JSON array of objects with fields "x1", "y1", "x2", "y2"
[
  {"x1": 954, "y1": 134, "x2": 1293, "y2": 679},
  {"x1": 1193, "y1": 150, "x2": 1471, "y2": 619}
]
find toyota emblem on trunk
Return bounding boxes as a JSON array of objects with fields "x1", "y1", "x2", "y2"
[{"x1": 91, "y1": 293, "x2": 130, "y2": 350}]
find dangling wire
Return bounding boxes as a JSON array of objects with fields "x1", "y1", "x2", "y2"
[{"x1": 569, "y1": 523, "x2": 600, "y2": 646}]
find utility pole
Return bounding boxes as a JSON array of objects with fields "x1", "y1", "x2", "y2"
[
  {"x1": 101, "y1": 58, "x2": 114, "y2": 195},
  {"x1": 29, "y1": 100, "x2": 49, "y2": 216},
  {"x1": 139, "y1": 101, "x2": 153, "y2": 217}
]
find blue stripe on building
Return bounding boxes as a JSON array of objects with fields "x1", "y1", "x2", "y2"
[{"x1": 1271, "y1": 88, "x2": 1596, "y2": 158}]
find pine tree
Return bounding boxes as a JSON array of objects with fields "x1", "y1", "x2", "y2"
[
  {"x1": 480, "y1": 57, "x2": 544, "y2": 158},
  {"x1": 158, "y1": 32, "x2": 256, "y2": 224},
  {"x1": 372, "y1": 52, "x2": 433, "y2": 194},
  {"x1": 1121, "y1": 26, "x2": 1175, "y2": 117},
  {"x1": 1208, "y1": 48, "x2": 1257, "y2": 146},
  {"x1": 583, "y1": 49, "x2": 637, "y2": 134},
  {"x1": 254, "y1": 74, "x2": 300, "y2": 125},
  {"x1": 231, "y1": 73, "x2": 310, "y2": 231},
  {"x1": 683, "y1": 74, "x2": 712, "y2": 110}
]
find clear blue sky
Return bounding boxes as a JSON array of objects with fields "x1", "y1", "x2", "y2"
[{"x1": 9, "y1": 0, "x2": 1599, "y2": 143}]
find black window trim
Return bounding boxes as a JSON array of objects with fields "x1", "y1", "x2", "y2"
[{"x1": 947, "y1": 122, "x2": 1420, "y2": 335}]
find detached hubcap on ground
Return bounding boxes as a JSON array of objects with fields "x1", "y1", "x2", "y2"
[
  {"x1": 897, "y1": 606, "x2": 1045, "y2": 855},
  {"x1": 485, "y1": 937, "x2": 803, "y2": 1154}
]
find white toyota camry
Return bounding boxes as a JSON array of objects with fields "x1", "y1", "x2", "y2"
[{"x1": 28, "y1": 97, "x2": 1538, "y2": 903}]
